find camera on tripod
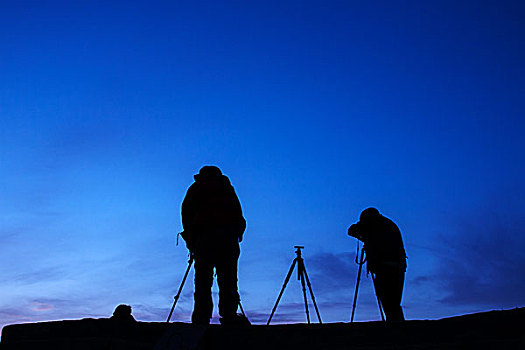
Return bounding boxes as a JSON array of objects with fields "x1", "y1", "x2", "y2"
[{"x1": 348, "y1": 223, "x2": 364, "y2": 240}]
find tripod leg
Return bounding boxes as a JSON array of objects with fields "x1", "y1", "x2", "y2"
[
  {"x1": 267, "y1": 258, "x2": 297, "y2": 325},
  {"x1": 166, "y1": 257, "x2": 194, "y2": 322},
  {"x1": 298, "y1": 264, "x2": 311, "y2": 324},
  {"x1": 351, "y1": 248, "x2": 365, "y2": 322},
  {"x1": 301, "y1": 261, "x2": 322, "y2": 324},
  {"x1": 238, "y1": 300, "x2": 246, "y2": 318},
  {"x1": 370, "y1": 272, "x2": 385, "y2": 322}
]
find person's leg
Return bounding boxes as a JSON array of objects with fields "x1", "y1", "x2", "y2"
[
  {"x1": 374, "y1": 267, "x2": 405, "y2": 322},
  {"x1": 216, "y1": 245, "x2": 240, "y2": 320},
  {"x1": 389, "y1": 269, "x2": 405, "y2": 321},
  {"x1": 192, "y1": 257, "x2": 214, "y2": 324}
]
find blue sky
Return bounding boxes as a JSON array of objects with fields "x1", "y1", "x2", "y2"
[{"x1": 1, "y1": 0, "x2": 524, "y2": 329}]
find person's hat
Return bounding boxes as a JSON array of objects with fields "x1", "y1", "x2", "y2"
[
  {"x1": 360, "y1": 207, "x2": 380, "y2": 221},
  {"x1": 194, "y1": 165, "x2": 222, "y2": 180}
]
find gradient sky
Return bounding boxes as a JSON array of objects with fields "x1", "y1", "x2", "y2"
[{"x1": 1, "y1": 1, "x2": 524, "y2": 330}]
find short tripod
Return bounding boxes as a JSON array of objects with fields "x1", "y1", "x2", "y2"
[
  {"x1": 166, "y1": 253, "x2": 248, "y2": 323},
  {"x1": 267, "y1": 246, "x2": 322, "y2": 325},
  {"x1": 350, "y1": 243, "x2": 385, "y2": 322}
]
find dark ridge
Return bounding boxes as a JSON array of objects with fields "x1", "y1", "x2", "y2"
[{"x1": 1, "y1": 308, "x2": 524, "y2": 349}]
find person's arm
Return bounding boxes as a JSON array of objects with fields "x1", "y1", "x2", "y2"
[
  {"x1": 181, "y1": 186, "x2": 197, "y2": 232},
  {"x1": 230, "y1": 187, "x2": 246, "y2": 242},
  {"x1": 181, "y1": 186, "x2": 198, "y2": 251}
]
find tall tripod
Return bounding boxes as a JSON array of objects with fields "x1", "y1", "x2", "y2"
[
  {"x1": 350, "y1": 243, "x2": 385, "y2": 322},
  {"x1": 166, "y1": 254, "x2": 247, "y2": 323},
  {"x1": 267, "y1": 246, "x2": 322, "y2": 325},
  {"x1": 166, "y1": 254, "x2": 194, "y2": 323}
]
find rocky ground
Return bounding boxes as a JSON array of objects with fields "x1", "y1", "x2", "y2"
[{"x1": 1, "y1": 308, "x2": 524, "y2": 349}]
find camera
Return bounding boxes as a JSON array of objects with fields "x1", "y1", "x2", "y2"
[{"x1": 347, "y1": 224, "x2": 363, "y2": 240}]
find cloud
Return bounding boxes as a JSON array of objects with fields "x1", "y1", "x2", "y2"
[
  {"x1": 410, "y1": 275, "x2": 431, "y2": 287},
  {"x1": 434, "y1": 211, "x2": 525, "y2": 308},
  {"x1": 132, "y1": 304, "x2": 179, "y2": 322},
  {"x1": 0, "y1": 297, "x2": 102, "y2": 331},
  {"x1": 307, "y1": 251, "x2": 355, "y2": 296},
  {"x1": 264, "y1": 302, "x2": 317, "y2": 324},
  {"x1": 0, "y1": 232, "x2": 18, "y2": 245},
  {"x1": 10, "y1": 267, "x2": 65, "y2": 285}
]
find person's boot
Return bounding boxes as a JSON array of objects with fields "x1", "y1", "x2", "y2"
[{"x1": 219, "y1": 313, "x2": 251, "y2": 325}]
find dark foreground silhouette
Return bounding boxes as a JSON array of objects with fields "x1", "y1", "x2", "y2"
[
  {"x1": 2, "y1": 308, "x2": 524, "y2": 349},
  {"x1": 110, "y1": 304, "x2": 136, "y2": 323},
  {"x1": 181, "y1": 166, "x2": 247, "y2": 325},
  {"x1": 348, "y1": 207, "x2": 407, "y2": 322}
]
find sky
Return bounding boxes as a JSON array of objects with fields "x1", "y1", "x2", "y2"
[{"x1": 1, "y1": 0, "x2": 524, "y2": 330}]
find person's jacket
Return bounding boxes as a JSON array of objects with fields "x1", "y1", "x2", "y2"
[
  {"x1": 181, "y1": 173, "x2": 246, "y2": 249},
  {"x1": 349, "y1": 215, "x2": 406, "y2": 272}
]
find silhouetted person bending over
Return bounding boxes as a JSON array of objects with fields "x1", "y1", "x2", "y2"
[
  {"x1": 181, "y1": 166, "x2": 246, "y2": 325},
  {"x1": 348, "y1": 207, "x2": 407, "y2": 322}
]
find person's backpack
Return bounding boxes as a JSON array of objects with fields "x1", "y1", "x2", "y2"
[{"x1": 178, "y1": 230, "x2": 195, "y2": 252}]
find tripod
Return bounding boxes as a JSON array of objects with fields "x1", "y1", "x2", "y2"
[
  {"x1": 350, "y1": 243, "x2": 385, "y2": 322},
  {"x1": 267, "y1": 246, "x2": 322, "y2": 325},
  {"x1": 166, "y1": 254, "x2": 194, "y2": 322},
  {"x1": 166, "y1": 253, "x2": 248, "y2": 323}
]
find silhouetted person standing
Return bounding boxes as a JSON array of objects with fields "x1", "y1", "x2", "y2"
[
  {"x1": 181, "y1": 166, "x2": 246, "y2": 325},
  {"x1": 348, "y1": 207, "x2": 407, "y2": 322}
]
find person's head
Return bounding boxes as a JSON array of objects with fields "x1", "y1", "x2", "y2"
[
  {"x1": 194, "y1": 165, "x2": 222, "y2": 181},
  {"x1": 360, "y1": 207, "x2": 380, "y2": 222}
]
